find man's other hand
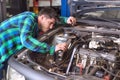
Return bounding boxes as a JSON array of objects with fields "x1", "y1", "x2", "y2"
[{"x1": 67, "y1": 16, "x2": 76, "y2": 26}]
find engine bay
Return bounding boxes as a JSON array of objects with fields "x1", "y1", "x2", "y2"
[{"x1": 13, "y1": 25, "x2": 120, "y2": 80}]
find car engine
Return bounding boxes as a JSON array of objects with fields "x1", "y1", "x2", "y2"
[{"x1": 12, "y1": 25, "x2": 120, "y2": 80}]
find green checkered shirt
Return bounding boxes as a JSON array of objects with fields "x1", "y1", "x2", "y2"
[{"x1": 0, "y1": 11, "x2": 68, "y2": 67}]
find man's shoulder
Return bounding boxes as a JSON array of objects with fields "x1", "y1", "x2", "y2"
[
  {"x1": 11, "y1": 11, "x2": 37, "y2": 20},
  {"x1": 18, "y1": 11, "x2": 36, "y2": 16}
]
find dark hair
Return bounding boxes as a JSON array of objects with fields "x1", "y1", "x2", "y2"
[{"x1": 38, "y1": 7, "x2": 58, "y2": 20}]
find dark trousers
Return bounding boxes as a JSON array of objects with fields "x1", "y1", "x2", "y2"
[{"x1": 0, "y1": 61, "x2": 8, "y2": 80}]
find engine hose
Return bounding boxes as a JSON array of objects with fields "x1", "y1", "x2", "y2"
[
  {"x1": 113, "y1": 71, "x2": 120, "y2": 80},
  {"x1": 85, "y1": 65, "x2": 100, "y2": 75},
  {"x1": 88, "y1": 66, "x2": 99, "y2": 75},
  {"x1": 66, "y1": 45, "x2": 79, "y2": 75},
  {"x1": 85, "y1": 65, "x2": 120, "y2": 78},
  {"x1": 101, "y1": 66, "x2": 120, "y2": 78},
  {"x1": 85, "y1": 65, "x2": 91, "y2": 75}
]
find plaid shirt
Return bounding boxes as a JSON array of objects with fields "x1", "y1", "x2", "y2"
[{"x1": 0, "y1": 11, "x2": 60, "y2": 66}]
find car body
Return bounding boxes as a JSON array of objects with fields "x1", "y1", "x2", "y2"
[{"x1": 7, "y1": 0, "x2": 120, "y2": 80}]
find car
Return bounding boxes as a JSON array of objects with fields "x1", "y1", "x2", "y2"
[{"x1": 7, "y1": 0, "x2": 120, "y2": 80}]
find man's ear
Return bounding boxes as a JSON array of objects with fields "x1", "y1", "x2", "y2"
[
  {"x1": 38, "y1": 15, "x2": 44, "y2": 20},
  {"x1": 41, "y1": 15, "x2": 47, "y2": 20}
]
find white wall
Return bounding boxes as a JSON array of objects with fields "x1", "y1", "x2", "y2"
[{"x1": 28, "y1": 0, "x2": 61, "y2": 7}]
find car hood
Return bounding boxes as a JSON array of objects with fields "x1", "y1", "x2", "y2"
[{"x1": 69, "y1": 0, "x2": 120, "y2": 17}]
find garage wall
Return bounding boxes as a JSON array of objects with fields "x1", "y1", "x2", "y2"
[{"x1": 28, "y1": 0, "x2": 61, "y2": 7}]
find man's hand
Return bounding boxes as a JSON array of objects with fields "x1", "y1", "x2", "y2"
[
  {"x1": 55, "y1": 43, "x2": 68, "y2": 52},
  {"x1": 67, "y1": 16, "x2": 76, "y2": 26}
]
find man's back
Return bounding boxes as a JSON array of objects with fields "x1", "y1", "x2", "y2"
[{"x1": 0, "y1": 11, "x2": 37, "y2": 64}]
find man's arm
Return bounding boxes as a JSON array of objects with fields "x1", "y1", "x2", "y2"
[
  {"x1": 59, "y1": 16, "x2": 76, "y2": 25},
  {"x1": 20, "y1": 17, "x2": 55, "y2": 55}
]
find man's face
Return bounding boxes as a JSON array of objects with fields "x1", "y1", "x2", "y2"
[{"x1": 38, "y1": 15, "x2": 55, "y2": 32}]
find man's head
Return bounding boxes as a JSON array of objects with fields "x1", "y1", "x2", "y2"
[{"x1": 38, "y1": 7, "x2": 58, "y2": 32}]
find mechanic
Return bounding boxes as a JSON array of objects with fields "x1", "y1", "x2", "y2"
[{"x1": 0, "y1": 7, "x2": 76, "y2": 79}]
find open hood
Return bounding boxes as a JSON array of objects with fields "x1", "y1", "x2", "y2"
[{"x1": 69, "y1": 0, "x2": 120, "y2": 18}]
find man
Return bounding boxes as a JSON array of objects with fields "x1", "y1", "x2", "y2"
[{"x1": 0, "y1": 7, "x2": 76, "y2": 79}]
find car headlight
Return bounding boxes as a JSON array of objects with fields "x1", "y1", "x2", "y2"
[{"x1": 6, "y1": 65, "x2": 25, "y2": 80}]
